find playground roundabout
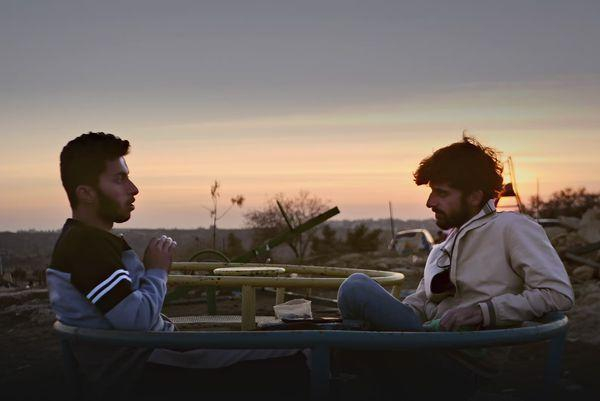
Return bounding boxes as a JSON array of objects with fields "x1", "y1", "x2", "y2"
[
  {"x1": 168, "y1": 262, "x2": 405, "y2": 330},
  {"x1": 169, "y1": 262, "x2": 405, "y2": 292}
]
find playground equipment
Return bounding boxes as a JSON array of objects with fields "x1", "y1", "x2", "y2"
[
  {"x1": 496, "y1": 156, "x2": 525, "y2": 213},
  {"x1": 54, "y1": 312, "x2": 569, "y2": 401},
  {"x1": 166, "y1": 205, "x2": 341, "y2": 310},
  {"x1": 207, "y1": 204, "x2": 340, "y2": 264},
  {"x1": 169, "y1": 262, "x2": 405, "y2": 330}
]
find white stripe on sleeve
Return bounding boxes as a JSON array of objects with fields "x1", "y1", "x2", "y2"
[
  {"x1": 86, "y1": 269, "x2": 130, "y2": 300},
  {"x1": 90, "y1": 274, "x2": 132, "y2": 304}
]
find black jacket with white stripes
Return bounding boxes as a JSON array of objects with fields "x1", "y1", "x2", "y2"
[{"x1": 46, "y1": 218, "x2": 173, "y2": 332}]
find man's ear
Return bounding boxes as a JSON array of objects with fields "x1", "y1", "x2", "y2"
[
  {"x1": 467, "y1": 189, "x2": 484, "y2": 208},
  {"x1": 74, "y1": 185, "x2": 97, "y2": 205}
]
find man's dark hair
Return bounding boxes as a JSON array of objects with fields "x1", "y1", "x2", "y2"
[
  {"x1": 60, "y1": 132, "x2": 130, "y2": 208},
  {"x1": 413, "y1": 135, "x2": 504, "y2": 202}
]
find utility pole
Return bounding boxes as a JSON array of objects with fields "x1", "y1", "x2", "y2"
[
  {"x1": 535, "y1": 178, "x2": 540, "y2": 218},
  {"x1": 388, "y1": 201, "x2": 396, "y2": 239}
]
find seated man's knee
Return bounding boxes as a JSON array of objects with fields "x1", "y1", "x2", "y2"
[
  {"x1": 348, "y1": 272, "x2": 370, "y2": 283},
  {"x1": 339, "y1": 273, "x2": 371, "y2": 300},
  {"x1": 342, "y1": 272, "x2": 370, "y2": 289}
]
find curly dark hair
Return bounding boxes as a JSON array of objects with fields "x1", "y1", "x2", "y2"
[
  {"x1": 60, "y1": 132, "x2": 130, "y2": 208},
  {"x1": 413, "y1": 135, "x2": 504, "y2": 203}
]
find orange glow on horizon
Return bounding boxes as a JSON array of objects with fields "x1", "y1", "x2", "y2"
[{"x1": 2, "y1": 88, "x2": 599, "y2": 231}]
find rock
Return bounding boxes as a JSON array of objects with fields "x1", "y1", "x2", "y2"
[
  {"x1": 0, "y1": 289, "x2": 49, "y2": 308},
  {"x1": 578, "y1": 291, "x2": 600, "y2": 306},
  {"x1": 377, "y1": 257, "x2": 401, "y2": 266},
  {"x1": 0, "y1": 298, "x2": 55, "y2": 325},
  {"x1": 2, "y1": 272, "x2": 15, "y2": 285},
  {"x1": 572, "y1": 265, "x2": 596, "y2": 281},
  {"x1": 567, "y1": 281, "x2": 600, "y2": 346},
  {"x1": 410, "y1": 255, "x2": 426, "y2": 265},
  {"x1": 544, "y1": 226, "x2": 568, "y2": 243},
  {"x1": 578, "y1": 207, "x2": 600, "y2": 243},
  {"x1": 390, "y1": 267, "x2": 420, "y2": 277},
  {"x1": 573, "y1": 280, "x2": 600, "y2": 299},
  {"x1": 30, "y1": 307, "x2": 56, "y2": 325},
  {"x1": 337, "y1": 253, "x2": 363, "y2": 263},
  {"x1": 555, "y1": 232, "x2": 588, "y2": 254},
  {"x1": 558, "y1": 216, "x2": 581, "y2": 230}
]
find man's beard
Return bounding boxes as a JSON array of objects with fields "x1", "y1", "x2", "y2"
[
  {"x1": 435, "y1": 196, "x2": 472, "y2": 230},
  {"x1": 96, "y1": 188, "x2": 131, "y2": 224}
]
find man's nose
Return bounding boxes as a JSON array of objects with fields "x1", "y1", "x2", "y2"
[
  {"x1": 426, "y1": 194, "x2": 435, "y2": 209},
  {"x1": 129, "y1": 181, "x2": 139, "y2": 196}
]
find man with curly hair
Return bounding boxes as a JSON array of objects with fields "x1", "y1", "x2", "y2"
[{"x1": 336, "y1": 135, "x2": 574, "y2": 396}]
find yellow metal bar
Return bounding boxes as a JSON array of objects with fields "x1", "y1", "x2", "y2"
[
  {"x1": 306, "y1": 274, "x2": 313, "y2": 298},
  {"x1": 172, "y1": 262, "x2": 402, "y2": 277},
  {"x1": 275, "y1": 288, "x2": 285, "y2": 304},
  {"x1": 168, "y1": 262, "x2": 404, "y2": 331},
  {"x1": 168, "y1": 274, "x2": 403, "y2": 288},
  {"x1": 170, "y1": 262, "x2": 405, "y2": 289},
  {"x1": 241, "y1": 285, "x2": 256, "y2": 331},
  {"x1": 214, "y1": 267, "x2": 285, "y2": 276}
]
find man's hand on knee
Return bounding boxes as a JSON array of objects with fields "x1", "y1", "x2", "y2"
[{"x1": 439, "y1": 305, "x2": 483, "y2": 331}]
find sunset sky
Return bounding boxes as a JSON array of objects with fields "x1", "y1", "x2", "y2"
[{"x1": 2, "y1": 1, "x2": 599, "y2": 231}]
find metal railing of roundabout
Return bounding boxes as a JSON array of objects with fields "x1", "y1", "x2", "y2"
[
  {"x1": 52, "y1": 262, "x2": 570, "y2": 400},
  {"x1": 168, "y1": 262, "x2": 407, "y2": 330}
]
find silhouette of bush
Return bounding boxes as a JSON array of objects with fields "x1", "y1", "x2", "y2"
[
  {"x1": 345, "y1": 223, "x2": 382, "y2": 252},
  {"x1": 527, "y1": 187, "x2": 600, "y2": 218},
  {"x1": 311, "y1": 225, "x2": 342, "y2": 256},
  {"x1": 225, "y1": 232, "x2": 246, "y2": 258}
]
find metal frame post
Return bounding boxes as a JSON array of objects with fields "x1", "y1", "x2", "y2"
[
  {"x1": 544, "y1": 329, "x2": 567, "y2": 388},
  {"x1": 60, "y1": 339, "x2": 82, "y2": 400},
  {"x1": 310, "y1": 345, "x2": 331, "y2": 401}
]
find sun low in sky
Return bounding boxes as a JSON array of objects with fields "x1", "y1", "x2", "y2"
[{"x1": 1, "y1": 1, "x2": 599, "y2": 231}]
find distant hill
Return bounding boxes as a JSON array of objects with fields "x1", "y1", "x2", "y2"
[
  {"x1": 328, "y1": 218, "x2": 438, "y2": 234},
  {"x1": 0, "y1": 218, "x2": 436, "y2": 277}
]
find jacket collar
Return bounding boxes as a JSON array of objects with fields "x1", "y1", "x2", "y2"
[
  {"x1": 440, "y1": 198, "x2": 497, "y2": 258},
  {"x1": 424, "y1": 199, "x2": 497, "y2": 301},
  {"x1": 63, "y1": 218, "x2": 130, "y2": 249}
]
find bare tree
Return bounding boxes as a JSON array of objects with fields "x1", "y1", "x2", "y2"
[
  {"x1": 244, "y1": 191, "x2": 330, "y2": 261},
  {"x1": 203, "y1": 180, "x2": 244, "y2": 249}
]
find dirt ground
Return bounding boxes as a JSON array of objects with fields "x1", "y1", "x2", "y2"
[{"x1": 1, "y1": 278, "x2": 599, "y2": 401}]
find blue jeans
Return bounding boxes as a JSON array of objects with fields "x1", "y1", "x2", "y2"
[
  {"x1": 336, "y1": 274, "x2": 480, "y2": 399},
  {"x1": 337, "y1": 273, "x2": 422, "y2": 331}
]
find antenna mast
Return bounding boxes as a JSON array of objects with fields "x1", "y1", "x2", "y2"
[
  {"x1": 507, "y1": 157, "x2": 524, "y2": 213},
  {"x1": 388, "y1": 201, "x2": 396, "y2": 239}
]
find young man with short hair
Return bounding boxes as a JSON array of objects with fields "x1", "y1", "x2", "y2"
[
  {"x1": 48, "y1": 132, "x2": 176, "y2": 333},
  {"x1": 337, "y1": 136, "x2": 574, "y2": 396},
  {"x1": 47, "y1": 132, "x2": 306, "y2": 400}
]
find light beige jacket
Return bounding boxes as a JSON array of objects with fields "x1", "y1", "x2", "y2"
[{"x1": 403, "y1": 201, "x2": 574, "y2": 328}]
